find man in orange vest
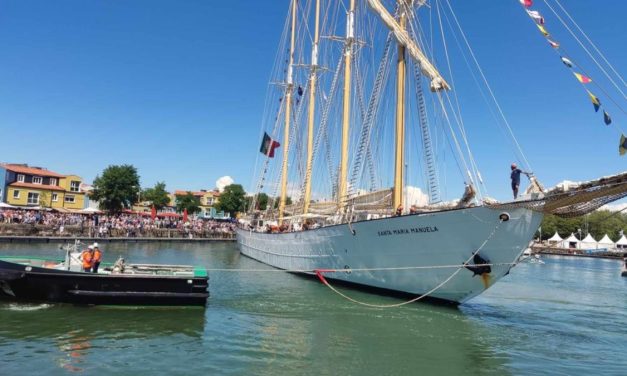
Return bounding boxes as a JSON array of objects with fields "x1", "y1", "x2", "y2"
[
  {"x1": 92, "y1": 243, "x2": 102, "y2": 273},
  {"x1": 81, "y1": 245, "x2": 94, "y2": 272}
]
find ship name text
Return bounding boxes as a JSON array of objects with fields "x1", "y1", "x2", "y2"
[{"x1": 377, "y1": 226, "x2": 439, "y2": 237}]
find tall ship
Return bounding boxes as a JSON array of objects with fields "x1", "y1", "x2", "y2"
[{"x1": 237, "y1": 0, "x2": 627, "y2": 304}]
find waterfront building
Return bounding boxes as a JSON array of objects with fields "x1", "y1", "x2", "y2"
[
  {"x1": 0, "y1": 163, "x2": 86, "y2": 210},
  {"x1": 174, "y1": 189, "x2": 224, "y2": 218}
]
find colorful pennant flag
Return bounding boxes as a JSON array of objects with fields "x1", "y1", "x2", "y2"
[
  {"x1": 519, "y1": 0, "x2": 533, "y2": 8},
  {"x1": 526, "y1": 10, "x2": 545, "y2": 25},
  {"x1": 587, "y1": 91, "x2": 601, "y2": 112},
  {"x1": 620, "y1": 135, "x2": 627, "y2": 156},
  {"x1": 603, "y1": 111, "x2": 612, "y2": 125},
  {"x1": 561, "y1": 56, "x2": 573, "y2": 68},
  {"x1": 260, "y1": 132, "x2": 281, "y2": 158},
  {"x1": 537, "y1": 24, "x2": 550, "y2": 37},
  {"x1": 548, "y1": 39, "x2": 560, "y2": 48},
  {"x1": 574, "y1": 72, "x2": 592, "y2": 83}
]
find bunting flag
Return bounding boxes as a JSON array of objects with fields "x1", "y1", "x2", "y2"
[
  {"x1": 519, "y1": 0, "x2": 533, "y2": 8},
  {"x1": 259, "y1": 132, "x2": 281, "y2": 158},
  {"x1": 574, "y1": 72, "x2": 592, "y2": 84},
  {"x1": 527, "y1": 10, "x2": 545, "y2": 25},
  {"x1": 547, "y1": 39, "x2": 560, "y2": 48},
  {"x1": 620, "y1": 135, "x2": 627, "y2": 156},
  {"x1": 561, "y1": 56, "x2": 573, "y2": 68},
  {"x1": 537, "y1": 24, "x2": 550, "y2": 36},
  {"x1": 603, "y1": 111, "x2": 612, "y2": 125},
  {"x1": 587, "y1": 91, "x2": 601, "y2": 112}
]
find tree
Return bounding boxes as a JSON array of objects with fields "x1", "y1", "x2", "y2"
[
  {"x1": 273, "y1": 196, "x2": 292, "y2": 209},
  {"x1": 91, "y1": 165, "x2": 140, "y2": 213},
  {"x1": 215, "y1": 184, "x2": 246, "y2": 216},
  {"x1": 142, "y1": 182, "x2": 170, "y2": 210},
  {"x1": 176, "y1": 192, "x2": 201, "y2": 214}
]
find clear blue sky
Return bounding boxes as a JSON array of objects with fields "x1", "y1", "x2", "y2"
[{"x1": 0, "y1": 0, "x2": 625, "y2": 201}]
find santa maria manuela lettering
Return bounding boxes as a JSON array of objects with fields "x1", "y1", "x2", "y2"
[{"x1": 377, "y1": 226, "x2": 439, "y2": 237}]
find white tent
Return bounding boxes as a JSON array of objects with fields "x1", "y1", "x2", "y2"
[
  {"x1": 81, "y1": 207, "x2": 101, "y2": 214},
  {"x1": 580, "y1": 234, "x2": 598, "y2": 250},
  {"x1": 0, "y1": 202, "x2": 17, "y2": 209},
  {"x1": 616, "y1": 235, "x2": 627, "y2": 250},
  {"x1": 547, "y1": 232, "x2": 563, "y2": 245},
  {"x1": 562, "y1": 233, "x2": 580, "y2": 249},
  {"x1": 597, "y1": 234, "x2": 615, "y2": 251}
]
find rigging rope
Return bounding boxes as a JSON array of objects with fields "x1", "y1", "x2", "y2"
[{"x1": 443, "y1": 0, "x2": 534, "y2": 174}]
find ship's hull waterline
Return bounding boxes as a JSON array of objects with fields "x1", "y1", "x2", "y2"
[{"x1": 237, "y1": 206, "x2": 543, "y2": 304}]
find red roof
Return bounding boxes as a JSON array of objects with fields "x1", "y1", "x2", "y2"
[
  {"x1": 9, "y1": 182, "x2": 66, "y2": 191},
  {"x1": 1, "y1": 164, "x2": 65, "y2": 178}
]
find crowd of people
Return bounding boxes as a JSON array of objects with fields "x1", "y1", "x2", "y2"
[{"x1": 0, "y1": 209, "x2": 236, "y2": 238}]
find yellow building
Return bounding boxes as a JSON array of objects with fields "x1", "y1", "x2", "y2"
[
  {"x1": 174, "y1": 189, "x2": 220, "y2": 217},
  {"x1": 1, "y1": 164, "x2": 86, "y2": 210}
]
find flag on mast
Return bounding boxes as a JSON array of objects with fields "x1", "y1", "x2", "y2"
[
  {"x1": 260, "y1": 132, "x2": 281, "y2": 158},
  {"x1": 526, "y1": 10, "x2": 545, "y2": 24},
  {"x1": 519, "y1": 0, "x2": 533, "y2": 8},
  {"x1": 574, "y1": 72, "x2": 592, "y2": 83},
  {"x1": 620, "y1": 134, "x2": 627, "y2": 156},
  {"x1": 603, "y1": 111, "x2": 612, "y2": 125},
  {"x1": 560, "y1": 56, "x2": 573, "y2": 68},
  {"x1": 537, "y1": 24, "x2": 550, "y2": 36},
  {"x1": 587, "y1": 91, "x2": 601, "y2": 112}
]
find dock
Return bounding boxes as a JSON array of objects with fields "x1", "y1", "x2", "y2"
[{"x1": 0, "y1": 236, "x2": 235, "y2": 244}]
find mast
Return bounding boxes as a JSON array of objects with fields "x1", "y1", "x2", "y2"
[
  {"x1": 279, "y1": 0, "x2": 298, "y2": 223},
  {"x1": 393, "y1": 1, "x2": 407, "y2": 211},
  {"x1": 338, "y1": 0, "x2": 355, "y2": 209},
  {"x1": 303, "y1": 0, "x2": 321, "y2": 215}
]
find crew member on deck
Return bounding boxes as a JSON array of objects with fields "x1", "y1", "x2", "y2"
[
  {"x1": 92, "y1": 243, "x2": 102, "y2": 273},
  {"x1": 81, "y1": 246, "x2": 93, "y2": 272},
  {"x1": 510, "y1": 163, "x2": 530, "y2": 199}
]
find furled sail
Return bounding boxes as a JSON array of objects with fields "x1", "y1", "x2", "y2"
[{"x1": 366, "y1": 0, "x2": 450, "y2": 91}]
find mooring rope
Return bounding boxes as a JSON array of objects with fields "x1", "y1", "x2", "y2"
[{"x1": 312, "y1": 219, "x2": 504, "y2": 308}]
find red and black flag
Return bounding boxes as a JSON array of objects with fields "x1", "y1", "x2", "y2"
[{"x1": 260, "y1": 132, "x2": 281, "y2": 158}]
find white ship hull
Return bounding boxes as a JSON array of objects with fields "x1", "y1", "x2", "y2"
[{"x1": 237, "y1": 206, "x2": 543, "y2": 304}]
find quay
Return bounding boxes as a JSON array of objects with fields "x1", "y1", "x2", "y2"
[
  {"x1": 0, "y1": 236, "x2": 235, "y2": 243},
  {"x1": 531, "y1": 244, "x2": 624, "y2": 260}
]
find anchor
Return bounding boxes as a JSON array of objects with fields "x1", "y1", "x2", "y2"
[{"x1": 464, "y1": 252, "x2": 492, "y2": 289}]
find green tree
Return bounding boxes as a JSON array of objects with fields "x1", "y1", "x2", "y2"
[
  {"x1": 175, "y1": 192, "x2": 201, "y2": 214},
  {"x1": 216, "y1": 184, "x2": 247, "y2": 216},
  {"x1": 91, "y1": 165, "x2": 140, "y2": 213},
  {"x1": 273, "y1": 196, "x2": 292, "y2": 209},
  {"x1": 142, "y1": 182, "x2": 170, "y2": 210}
]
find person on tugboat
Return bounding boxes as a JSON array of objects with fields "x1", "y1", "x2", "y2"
[
  {"x1": 92, "y1": 243, "x2": 102, "y2": 273},
  {"x1": 81, "y1": 246, "x2": 94, "y2": 272}
]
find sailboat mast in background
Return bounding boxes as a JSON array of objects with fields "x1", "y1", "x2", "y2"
[{"x1": 279, "y1": 0, "x2": 298, "y2": 223}]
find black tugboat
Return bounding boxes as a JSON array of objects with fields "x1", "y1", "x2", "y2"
[{"x1": 0, "y1": 242, "x2": 209, "y2": 306}]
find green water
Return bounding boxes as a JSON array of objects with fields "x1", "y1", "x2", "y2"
[{"x1": 0, "y1": 242, "x2": 625, "y2": 375}]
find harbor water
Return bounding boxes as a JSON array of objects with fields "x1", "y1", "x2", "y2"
[{"x1": 0, "y1": 242, "x2": 625, "y2": 375}]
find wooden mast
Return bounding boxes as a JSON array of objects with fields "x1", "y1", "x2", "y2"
[
  {"x1": 393, "y1": 1, "x2": 407, "y2": 212},
  {"x1": 279, "y1": 0, "x2": 298, "y2": 223},
  {"x1": 303, "y1": 0, "x2": 321, "y2": 215},
  {"x1": 338, "y1": 0, "x2": 356, "y2": 209}
]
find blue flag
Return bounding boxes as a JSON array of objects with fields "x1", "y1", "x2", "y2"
[{"x1": 603, "y1": 111, "x2": 612, "y2": 125}]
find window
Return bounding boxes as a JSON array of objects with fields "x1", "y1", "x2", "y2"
[
  {"x1": 52, "y1": 193, "x2": 59, "y2": 202},
  {"x1": 65, "y1": 195, "x2": 75, "y2": 203},
  {"x1": 206, "y1": 197, "x2": 214, "y2": 205},
  {"x1": 27, "y1": 192, "x2": 39, "y2": 205},
  {"x1": 70, "y1": 181, "x2": 80, "y2": 192},
  {"x1": 17, "y1": 174, "x2": 25, "y2": 183},
  {"x1": 33, "y1": 176, "x2": 43, "y2": 184},
  {"x1": 50, "y1": 178, "x2": 57, "y2": 186},
  {"x1": 12, "y1": 190, "x2": 20, "y2": 199}
]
